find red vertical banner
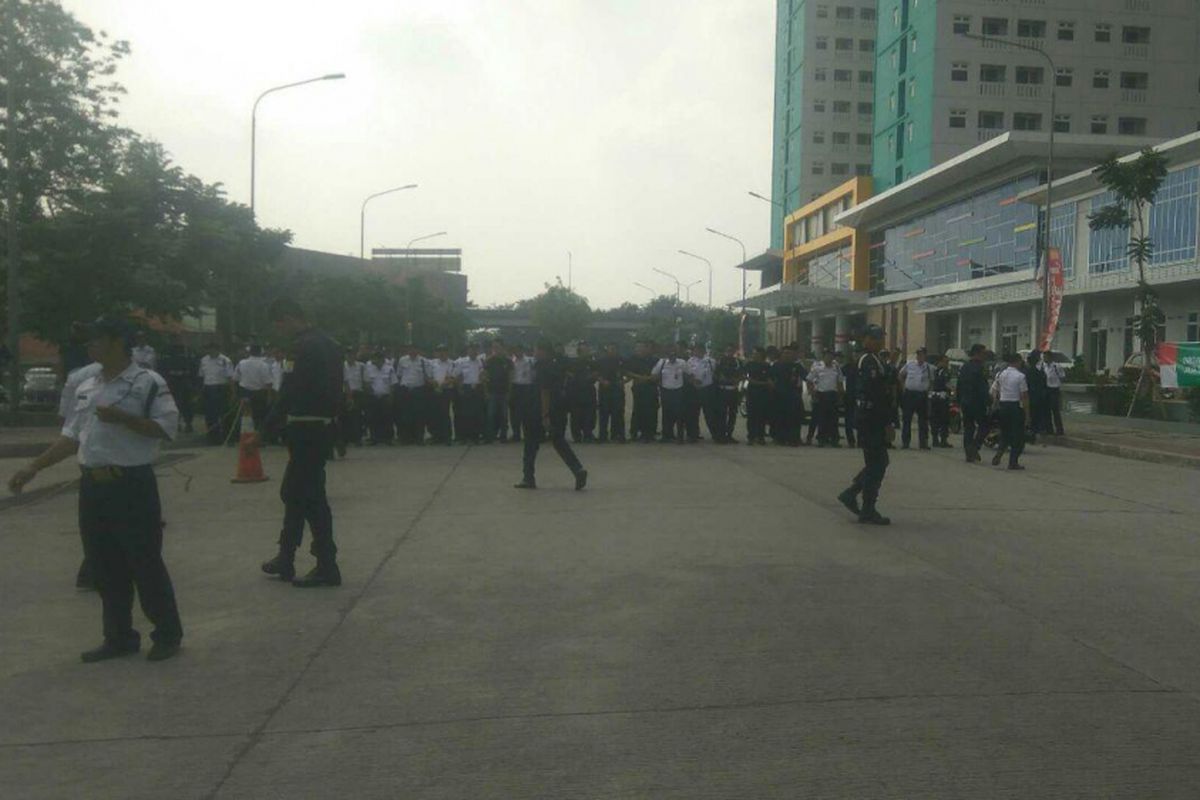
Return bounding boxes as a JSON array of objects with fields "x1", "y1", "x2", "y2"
[{"x1": 1038, "y1": 247, "x2": 1064, "y2": 351}]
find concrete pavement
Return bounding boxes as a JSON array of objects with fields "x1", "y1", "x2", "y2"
[{"x1": 1, "y1": 436, "x2": 1199, "y2": 798}]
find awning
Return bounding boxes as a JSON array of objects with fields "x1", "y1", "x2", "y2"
[
  {"x1": 737, "y1": 249, "x2": 785, "y2": 271},
  {"x1": 733, "y1": 284, "x2": 867, "y2": 314}
]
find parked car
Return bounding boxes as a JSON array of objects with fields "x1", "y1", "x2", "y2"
[{"x1": 21, "y1": 367, "x2": 61, "y2": 409}]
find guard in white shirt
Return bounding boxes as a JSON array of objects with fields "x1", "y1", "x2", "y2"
[
  {"x1": 897, "y1": 347, "x2": 933, "y2": 450},
  {"x1": 363, "y1": 351, "x2": 397, "y2": 445},
  {"x1": 131, "y1": 331, "x2": 157, "y2": 371},
  {"x1": 59, "y1": 362, "x2": 104, "y2": 590},
  {"x1": 9, "y1": 317, "x2": 183, "y2": 662},
  {"x1": 652, "y1": 344, "x2": 687, "y2": 442},
  {"x1": 1038, "y1": 351, "x2": 1067, "y2": 435},
  {"x1": 685, "y1": 344, "x2": 720, "y2": 444},
  {"x1": 394, "y1": 345, "x2": 428, "y2": 445},
  {"x1": 806, "y1": 353, "x2": 843, "y2": 447},
  {"x1": 198, "y1": 341, "x2": 233, "y2": 445},
  {"x1": 340, "y1": 350, "x2": 366, "y2": 446},
  {"x1": 425, "y1": 345, "x2": 456, "y2": 444},
  {"x1": 233, "y1": 344, "x2": 275, "y2": 434},
  {"x1": 509, "y1": 343, "x2": 536, "y2": 444},
  {"x1": 452, "y1": 344, "x2": 485, "y2": 444},
  {"x1": 990, "y1": 352, "x2": 1031, "y2": 470}
]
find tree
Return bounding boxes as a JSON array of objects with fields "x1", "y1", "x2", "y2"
[
  {"x1": 1088, "y1": 148, "x2": 1169, "y2": 416},
  {"x1": 523, "y1": 283, "x2": 592, "y2": 343}
]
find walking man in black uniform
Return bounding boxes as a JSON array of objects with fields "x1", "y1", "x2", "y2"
[
  {"x1": 260, "y1": 298, "x2": 345, "y2": 588},
  {"x1": 514, "y1": 340, "x2": 588, "y2": 490},
  {"x1": 837, "y1": 324, "x2": 894, "y2": 525},
  {"x1": 956, "y1": 343, "x2": 992, "y2": 463},
  {"x1": 10, "y1": 317, "x2": 184, "y2": 661}
]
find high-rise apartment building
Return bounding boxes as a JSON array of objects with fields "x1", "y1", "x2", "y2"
[
  {"x1": 770, "y1": 0, "x2": 880, "y2": 248},
  {"x1": 872, "y1": 0, "x2": 1200, "y2": 192}
]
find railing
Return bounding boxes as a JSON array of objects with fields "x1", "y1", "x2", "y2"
[
  {"x1": 979, "y1": 82, "x2": 1006, "y2": 97},
  {"x1": 1120, "y1": 88, "x2": 1147, "y2": 103},
  {"x1": 1016, "y1": 84, "x2": 1043, "y2": 98},
  {"x1": 978, "y1": 128, "x2": 1005, "y2": 142},
  {"x1": 1125, "y1": 0, "x2": 1150, "y2": 11},
  {"x1": 1123, "y1": 43, "x2": 1149, "y2": 59}
]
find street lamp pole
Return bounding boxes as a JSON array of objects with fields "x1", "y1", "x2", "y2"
[
  {"x1": 407, "y1": 230, "x2": 447, "y2": 250},
  {"x1": 633, "y1": 282, "x2": 656, "y2": 297},
  {"x1": 5, "y1": 21, "x2": 21, "y2": 409},
  {"x1": 683, "y1": 279, "x2": 703, "y2": 304},
  {"x1": 360, "y1": 184, "x2": 418, "y2": 260},
  {"x1": 652, "y1": 268, "x2": 682, "y2": 302},
  {"x1": 678, "y1": 249, "x2": 713, "y2": 308},
  {"x1": 959, "y1": 32, "x2": 1055, "y2": 334},
  {"x1": 705, "y1": 227, "x2": 748, "y2": 306},
  {"x1": 251, "y1": 72, "x2": 346, "y2": 216}
]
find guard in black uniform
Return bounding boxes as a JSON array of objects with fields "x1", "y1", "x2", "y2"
[
  {"x1": 745, "y1": 347, "x2": 771, "y2": 445},
  {"x1": 515, "y1": 340, "x2": 588, "y2": 490},
  {"x1": 625, "y1": 341, "x2": 659, "y2": 443},
  {"x1": 159, "y1": 336, "x2": 196, "y2": 434},
  {"x1": 840, "y1": 350, "x2": 858, "y2": 447},
  {"x1": 260, "y1": 298, "x2": 345, "y2": 588},
  {"x1": 929, "y1": 354, "x2": 952, "y2": 447},
  {"x1": 595, "y1": 343, "x2": 626, "y2": 443},
  {"x1": 837, "y1": 325, "x2": 894, "y2": 525},
  {"x1": 568, "y1": 342, "x2": 597, "y2": 443},
  {"x1": 956, "y1": 343, "x2": 991, "y2": 463},
  {"x1": 715, "y1": 344, "x2": 742, "y2": 443}
]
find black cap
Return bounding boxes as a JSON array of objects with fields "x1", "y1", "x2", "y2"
[
  {"x1": 89, "y1": 316, "x2": 136, "y2": 343},
  {"x1": 860, "y1": 324, "x2": 885, "y2": 340}
]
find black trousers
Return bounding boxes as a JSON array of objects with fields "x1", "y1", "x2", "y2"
[
  {"x1": 80, "y1": 466, "x2": 182, "y2": 646},
  {"x1": 395, "y1": 386, "x2": 425, "y2": 444},
  {"x1": 1046, "y1": 387, "x2": 1065, "y2": 435},
  {"x1": 813, "y1": 391, "x2": 839, "y2": 443},
  {"x1": 962, "y1": 408, "x2": 990, "y2": 456},
  {"x1": 747, "y1": 388, "x2": 769, "y2": 441},
  {"x1": 367, "y1": 393, "x2": 393, "y2": 443},
  {"x1": 522, "y1": 407, "x2": 583, "y2": 481},
  {"x1": 774, "y1": 393, "x2": 802, "y2": 445},
  {"x1": 510, "y1": 385, "x2": 536, "y2": 442},
  {"x1": 848, "y1": 441, "x2": 889, "y2": 513},
  {"x1": 901, "y1": 390, "x2": 929, "y2": 447},
  {"x1": 202, "y1": 385, "x2": 228, "y2": 444},
  {"x1": 630, "y1": 385, "x2": 659, "y2": 441},
  {"x1": 660, "y1": 387, "x2": 684, "y2": 440},
  {"x1": 279, "y1": 423, "x2": 337, "y2": 563},
  {"x1": 454, "y1": 386, "x2": 484, "y2": 443},
  {"x1": 996, "y1": 401, "x2": 1026, "y2": 467},
  {"x1": 930, "y1": 395, "x2": 950, "y2": 444},
  {"x1": 486, "y1": 391, "x2": 510, "y2": 442},
  {"x1": 597, "y1": 383, "x2": 626, "y2": 441},
  {"x1": 339, "y1": 391, "x2": 364, "y2": 445},
  {"x1": 427, "y1": 389, "x2": 453, "y2": 443},
  {"x1": 570, "y1": 390, "x2": 597, "y2": 442},
  {"x1": 844, "y1": 403, "x2": 857, "y2": 445},
  {"x1": 167, "y1": 378, "x2": 194, "y2": 427},
  {"x1": 236, "y1": 388, "x2": 270, "y2": 435},
  {"x1": 699, "y1": 384, "x2": 723, "y2": 441},
  {"x1": 719, "y1": 387, "x2": 739, "y2": 440},
  {"x1": 681, "y1": 385, "x2": 702, "y2": 441}
]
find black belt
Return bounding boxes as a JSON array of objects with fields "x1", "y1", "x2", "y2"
[{"x1": 80, "y1": 465, "x2": 151, "y2": 483}]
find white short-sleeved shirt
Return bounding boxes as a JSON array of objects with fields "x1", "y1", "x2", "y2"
[
  {"x1": 64, "y1": 364, "x2": 178, "y2": 467},
  {"x1": 512, "y1": 355, "x2": 536, "y2": 386},
  {"x1": 1040, "y1": 361, "x2": 1066, "y2": 388},
  {"x1": 686, "y1": 356, "x2": 715, "y2": 388},
  {"x1": 364, "y1": 363, "x2": 397, "y2": 397},
  {"x1": 992, "y1": 366, "x2": 1029, "y2": 402},
  {"x1": 199, "y1": 354, "x2": 233, "y2": 386},
  {"x1": 899, "y1": 360, "x2": 933, "y2": 392},
  {"x1": 131, "y1": 345, "x2": 157, "y2": 370},
  {"x1": 396, "y1": 355, "x2": 428, "y2": 388},
  {"x1": 653, "y1": 358, "x2": 687, "y2": 390},
  {"x1": 344, "y1": 361, "x2": 365, "y2": 392},
  {"x1": 267, "y1": 358, "x2": 285, "y2": 391},
  {"x1": 453, "y1": 356, "x2": 484, "y2": 386},
  {"x1": 59, "y1": 363, "x2": 103, "y2": 421},
  {"x1": 809, "y1": 363, "x2": 841, "y2": 393},
  {"x1": 426, "y1": 359, "x2": 455, "y2": 386},
  {"x1": 233, "y1": 356, "x2": 274, "y2": 391}
]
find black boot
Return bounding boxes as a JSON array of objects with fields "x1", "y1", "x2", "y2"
[
  {"x1": 514, "y1": 478, "x2": 537, "y2": 490},
  {"x1": 837, "y1": 488, "x2": 861, "y2": 515},
  {"x1": 574, "y1": 469, "x2": 589, "y2": 491},
  {"x1": 293, "y1": 562, "x2": 342, "y2": 588},
  {"x1": 81, "y1": 637, "x2": 140, "y2": 663},
  {"x1": 261, "y1": 551, "x2": 296, "y2": 582}
]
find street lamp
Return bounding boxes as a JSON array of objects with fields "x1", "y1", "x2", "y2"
[
  {"x1": 678, "y1": 249, "x2": 713, "y2": 308},
  {"x1": 705, "y1": 227, "x2": 748, "y2": 306},
  {"x1": 360, "y1": 184, "x2": 418, "y2": 260},
  {"x1": 653, "y1": 267, "x2": 682, "y2": 301},
  {"x1": 407, "y1": 231, "x2": 447, "y2": 250},
  {"x1": 958, "y1": 31, "x2": 1056, "y2": 329},
  {"x1": 748, "y1": 191, "x2": 785, "y2": 209},
  {"x1": 251, "y1": 73, "x2": 346, "y2": 215},
  {"x1": 633, "y1": 282, "x2": 656, "y2": 297},
  {"x1": 683, "y1": 279, "x2": 703, "y2": 304}
]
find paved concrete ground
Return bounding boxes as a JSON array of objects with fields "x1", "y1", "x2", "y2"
[{"x1": 1, "y1": 434, "x2": 1199, "y2": 798}]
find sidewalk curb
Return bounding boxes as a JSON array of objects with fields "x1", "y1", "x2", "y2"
[{"x1": 1047, "y1": 435, "x2": 1200, "y2": 471}]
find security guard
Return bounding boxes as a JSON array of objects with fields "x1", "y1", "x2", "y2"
[
  {"x1": 340, "y1": 349, "x2": 366, "y2": 447},
  {"x1": 929, "y1": 354, "x2": 953, "y2": 447},
  {"x1": 260, "y1": 298, "x2": 345, "y2": 588},
  {"x1": 594, "y1": 343, "x2": 626, "y2": 443},
  {"x1": 898, "y1": 347, "x2": 932, "y2": 450},
  {"x1": 744, "y1": 346, "x2": 771, "y2": 446},
  {"x1": 363, "y1": 351, "x2": 397, "y2": 445},
  {"x1": 514, "y1": 340, "x2": 588, "y2": 490},
  {"x1": 425, "y1": 345, "x2": 457, "y2": 445},
  {"x1": 624, "y1": 340, "x2": 659, "y2": 444},
  {"x1": 198, "y1": 341, "x2": 233, "y2": 445},
  {"x1": 232, "y1": 344, "x2": 274, "y2": 434},
  {"x1": 568, "y1": 342, "x2": 598, "y2": 443},
  {"x1": 652, "y1": 343, "x2": 687, "y2": 442},
  {"x1": 394, "y1": 344, "x2": 428, "y2": 445},
  {"x1": 841, "y1": 350, "x2": 858, "y2": 447},
  {"x1": 159, "y1": 336, "x2": 196, "y2": 434},
  {"x1": 770, "y1": 345, "x2": 805, "y2": 446},
  {"x1": 452, "y1": 344, "x2": 485, "y2": 444},
  {"x1": 837, "y1": 324, "x2": 894, "y2": 525},
  {"x1": 715, "y1": 344, "x2": 742, "y2": 443},
  {"x1": 685, "y1": 343, "x2": 719, "y2": 444},
  {"x1": 991, "y1": 352, "x2": 1030, "y2": 470},
  {"x1": 509, "y1": 343, "x2": 535, "y2": 443},
  {"x1": 956, "y1": 344, "x2": 991, "y2": 463},
  {"x1": 9, "y1": 317, "x2": 184, "y2": 662},
  {"x1": 806, "y1": 352, "x2": 842, "y2": 447}
]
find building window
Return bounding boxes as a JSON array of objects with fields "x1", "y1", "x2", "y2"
[
  {"x1": 1056, "y1": 68, "x2": 1073, "y2": 88},
  {"x1": 813, "y1": 130, "x2": 826, "y2": 144},
  {"x1": 1118, "y1": 116, "x2": 1147, "y2": 135},
  {"x1": 1017, "y1": 19, "x2": 1046, "y2": 38},
  {"x1": 1013, "y1": 112, "x2": 1042, "y2": 130},
  {"x1": 906, "y1": 121, "x2": 914, "y2": 141},
  {"x1": 1120, "y1": 72, "x2": 1149, "y2": 90},
  {"x1": 978, "y1": 110, "x2": 1004, "y2": 129},
  {"x1": 1187, "y1": 312, "x2": 1199, "y2": 342},
  {"x1": 1091, "y1": 115, "x2": 1108, "y2": 134},
  {"x1": 1058, "y1": 21, "x2": 1075, "y2": 41},
  {"x1": 951, "y1": 62, "x2": 969, "y2": 82},
  {"x1": 892, "y1": 7, "x2": 900, "y2": 28},
  {"x1": 1149, "y1": 166, "x2": 1200, "y2": 266},
  {"x1": 836, "y1": 37, "x2": 854, "y2": 51},
  {"x1": 813, "y1": 99, "x2": 827, "y2": 113},
  {"x1": 953, "y1": 15, "x2": 970, "y2": 35},
  {"x1": 1048, "y1": 202, "x2": 1078, "y2": 279},
  {"x1": 982, "y1": 18, "x2": 1008, "y2": 37},
  {"x1": 856, "y1": 132, "x2": 872, "y2": 145},
  {"x1": 833, "y1": 100, "x2": 852, "y2": 113},
  {"x1": 860, "y1": 38, "x2": 875, "y2": 52},
  {"x1": 836, "y1": 6, "x2": 855, "y2": 20},
  {"x1": 1095, "y1": 23, "x2": 1112, "y2": 43},
  {"x1": 815, "y1": 68, "x2": 827, "y2": 82},
  {"x1": 911, "y1": 35, "x2": 918, "y2": 53},
  {"x1": 834, "y1": 69, "x2": 853, "y2": 82},
  {"x1": 832, "y1": 162, "x2": 850, "y2": 176},
  {"x1": 1122, "y1": 26, "x2": 1151, "y2": 45},
  {"x1": 1089, "y1": 191, "x2": 1130, "y2": 274},
  {"x1": 812, "y1": 162, "x2": 826, "y2": 176},
  {"x1": 860, "y1": 7, "x2": 876, "y2": 22},
  {"x1": 1093, "y1": 70, "x2": 1110, "y2": 89},
  {"x1": 859, "y1": 70, "x2": 874, "y2": 84},
  {"x1": 1015, "y1": 66, "x2": 1045, "y2": 85},
  {"x1": 1053, "y1": 114, "x2": 1071, "y2": 133},
  {"x1": 816, "y1": 4, "x2": 829, "y2": 18},
  {"x1": 949, "y1": 109, "x2": 967, "y2": 128},
  {"x1": 815, "y1": 36, "x2": 828, "y2": 50},
  {"x1": 1001, "y1": 325, "x2": 1019, "y2": 356},
  {"x1": 909, "y1": 80, "x2": 917, "y2": 98},
  {"x1": 980, "y1": 64, "x2": 1007, "y2": 83},
  {"x1": 856, "y1": 163, "x2": 872, "y2": 176},
  {"x1": 833, "y1": 131, "x2": 850, "y2": 145},
  {"x1": 858, "y1": 101, "x2": 873, "y2": 114}
]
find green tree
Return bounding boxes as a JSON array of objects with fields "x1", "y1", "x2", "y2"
[
  {"x1": 1088, "y1": 148, "x2": 1169, "y2": 416},
  {"x1": 523, "y1": 283, "x2": 592, "y2": 343}
]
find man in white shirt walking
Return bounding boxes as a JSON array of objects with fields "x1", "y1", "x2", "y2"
[
  {"x1": 897, "y1": 347, "x2": 933, "y2": 450},
  {"x1": 1038, "y1": 351, "x2": 1067, "y2": 435},
  {"x1": 991, "y1": 352, "x2": 1031, "y2": 470},
  {"x1": 198, "y1": 341, "x2": 233, "y2": 445},
  {"x1": 233, "y1": 344, "x2": 274, "y2": 434}
]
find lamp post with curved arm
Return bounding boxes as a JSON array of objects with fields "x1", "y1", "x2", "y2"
[
  {"x1": 678, "y1": 250, "x2": 713, "y2": 308},
  {"x1": 653, "y1": 268, "x2": 682, "y2": 302},
  {"x1": 359, "y1": 184, "x2": 418, "y2": 260},
  {"x1": 683, "y1": 279, "x2": 703, "y2": 304}
]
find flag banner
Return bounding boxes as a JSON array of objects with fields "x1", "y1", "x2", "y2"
[
  {"x1": 1038, "y1": 247, "x2": 1064, "y2": 351},
  {"x1": 1156, "y1": 342, "x2": 1200, "y2": 389}
]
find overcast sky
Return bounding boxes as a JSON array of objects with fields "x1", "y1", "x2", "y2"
[{"x1": 63, "y1": 0, "x2": 776, "y2": 310}]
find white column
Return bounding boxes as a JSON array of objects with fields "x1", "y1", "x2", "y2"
[
  {"x1": 1030, "y1": 303, "x2": 1039, "y2": 350},
  {"x1": 1076, "y1": 297, "x2": 1087, "y2": 363},
  {"x1": 956, "y1": 312, "x2": 965, "y2": 349},
  {"x1": 834, "y1": 313, "x2": 850, "y2": 355},
  {"x1": 810, "y1": 317, "x2": 824, "y2": 357},
  {"x1": 989, "y1": 307, "x2": 999, "y2": 353}
]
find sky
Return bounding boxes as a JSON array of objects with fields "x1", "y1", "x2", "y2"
[{"x1": 62, "y1": 0, "x2": 777, "y2": 310}]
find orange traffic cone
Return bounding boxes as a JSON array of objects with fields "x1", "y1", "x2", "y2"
[{"x1": 231, "y1": 400, "x2": 270, "y2": 484}]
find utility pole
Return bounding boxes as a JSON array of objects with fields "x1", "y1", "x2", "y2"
[{"x1": 5, "y1": 15, "x2": 21, "y2": 410}]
